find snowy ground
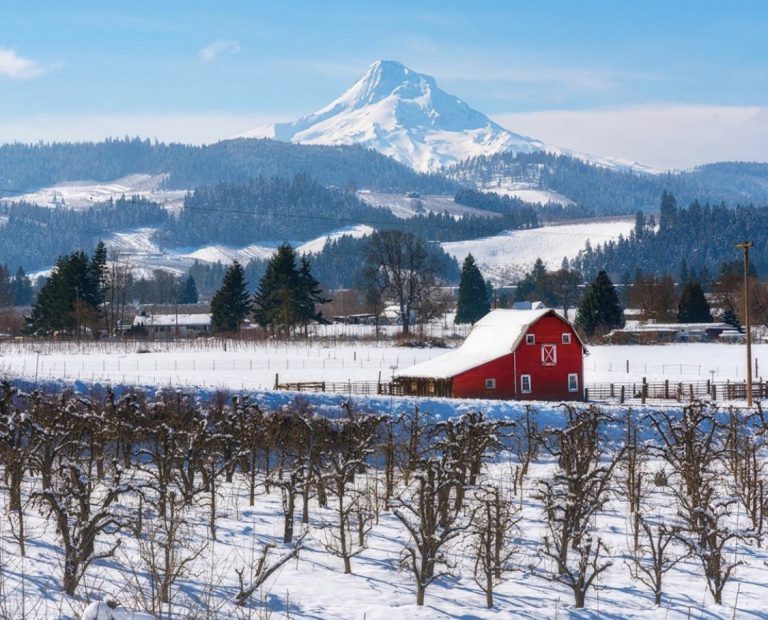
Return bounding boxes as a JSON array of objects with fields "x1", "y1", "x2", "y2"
[
  {"x1": 1, "y1": 453, "x2": 764, "y2": 619},
  {"x1": 0, "y1": 340, "x2": 762, "y2": 394},
  {"x1": 442, "y1": 217, "x2": 634, "y2": 283}
]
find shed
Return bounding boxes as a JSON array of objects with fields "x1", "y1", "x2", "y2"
[{"x1": 395, "y1": 309, "x2": 586, "y2": 401}]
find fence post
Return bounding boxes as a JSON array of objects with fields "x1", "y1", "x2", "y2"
[
  {"x1": 584, "y1": 387, "x2": 589, "y2": 402},
  {"x1": 664, "y1": 379, "x2": 669, "y2": 399},
  {"x1": 712, "y1": 384, "x2": 717, "y2": 401},
  {"x1": 610, "y1": 384, "x2": 614, "y2": 398},
  {"x1": 641, "y1": 377, "x2": 647, "y2": 404},
  {"x1": 620, "y1": 385, "x2": 625, "y2": 404},
  {"x1": 689, "y1": 384, "x2": 694, "y2": 402},
  {"x1": 274, "y1": 373, "x2": 279, "y2": 390}
]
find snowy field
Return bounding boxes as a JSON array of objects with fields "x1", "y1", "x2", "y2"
[
  {"x1": 357, "y1": 191, "x2": 501, "y2": 219},
  {"x1": 0, "y1": 340, "x2": 762, "y2": 394},
  {"x1": 442, "y1": 218, "x2": 635, "y2": 283}
]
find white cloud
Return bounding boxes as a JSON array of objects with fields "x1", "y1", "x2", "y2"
[
  {"x1": 0, "y1": 47, "x2": 43, "y2": 79},
  {"x1": 492, "y1": 105, "x2": 768, "y2": 170},
  {"x1": 0, "y1": 112, "x2": 287, "y2": 145},
  {"x1": 197, "y1": 40, "x2": 241, "y2": 62}
]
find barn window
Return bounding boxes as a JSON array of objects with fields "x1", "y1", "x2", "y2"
[
  {"x1": 521, "y1": 374, "x2": 532, "y2": 393},
  {"x1": 485, "y1": 378, "x2": 496, "y2": 390},
  {"x1": 541, "y1": 344, "x2": 557, "y2": 366},
  {"x1": 562, "y1": 333, "x2": 572, "y2": 344},
  {"x1": 568, "y1": 373, "x2": 579, "y2": 392},
  {"x1": 525, "y1": 333, "x2": 535, "y2": 344}
]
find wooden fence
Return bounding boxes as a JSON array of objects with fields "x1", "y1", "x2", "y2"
[{"x1": 275, "y1": 377, "x2": 768, "y2": 404}]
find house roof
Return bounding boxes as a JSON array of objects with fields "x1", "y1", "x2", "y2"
[
  {"x1": 396, "y1": 308, "x2": 578, "y2": 380},
  {"x1": 133, "y1": 313, "x2": 211, "y2": 327}
]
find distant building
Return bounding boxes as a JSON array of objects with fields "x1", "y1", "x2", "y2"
[
  {"x1": 605, "y1": 322, "x2": 740, "y2": 344},
  {"x1": 395, "y1": 308, "x2": 586, "y2": 401},
  {"x1": 132, "y1": 313, "x2": 212, "y2": 338}
]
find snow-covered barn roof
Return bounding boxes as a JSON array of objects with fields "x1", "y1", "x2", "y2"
[{"x1": 396, "y1": 308, "x2": 578, "y2": 380}]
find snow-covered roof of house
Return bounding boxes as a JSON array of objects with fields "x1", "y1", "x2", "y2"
[
  {"x1": 396, "y1": 308, "x2": 577, "y2": 380},
  {"x1": 133, "y1": 313, "x2": 211, "y2": 327}
]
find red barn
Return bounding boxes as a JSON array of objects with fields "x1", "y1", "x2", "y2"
[{"x1": 395, "y1": 309, "x2": 586, "y2": 401}]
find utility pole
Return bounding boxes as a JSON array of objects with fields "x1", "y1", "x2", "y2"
[{"x1": 736, "y1": 241, "x2": 753, "y2": 406}]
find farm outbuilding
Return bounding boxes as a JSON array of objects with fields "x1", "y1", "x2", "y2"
[{"x1": 395, "y1": 309, "x2": 586, "y2": 401}]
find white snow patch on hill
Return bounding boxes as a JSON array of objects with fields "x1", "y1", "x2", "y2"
[
  {"x1": 92, "y1": 225, "x2": 375, "y2": 279},
  {"x1": 357, "y1": 192, "x2": 500, "y2": 219},
  {"x1": 442, "y1": 218, "x2": 634, "y2": 284},
  {"x1": 8, "y1": 173, "x2": 187, "y2": 212}
]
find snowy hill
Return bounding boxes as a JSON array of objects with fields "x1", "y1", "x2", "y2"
[{"x1": 241, "y1": 60, "x2": 656, "y2": 175}]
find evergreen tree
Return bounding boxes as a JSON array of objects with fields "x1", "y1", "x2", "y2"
[
  {"x1": 210, "y1": 261, "x2": 251, "y2": 333},
  {"x1": 659, "y1": 190, "x2": 677, "y2": 231},
  {"x1": 722, "y1": 307, "x2": 742, "y2": 332},
  {"x1": 296, "y1": 256, "x2": 330, "y2": 332},
  {"x1": 179, "y1": 275, "x2": 199, "y2": 304},
  {"x1": 575, "y1": 270, "x2": 624, "y2": 337},
  {"x1": 12, "y1": 267, "x2": 33, "y2": 306},
  {"x1": 26, "y1": 250, "x2": 97, "y2": 335},
  {"x1": 455, "y1": 254, "x2": 490, "y2": 324},
  {"x1": 253, "y1": 244, "x2": 301, "y2": 332},
  {"x1": 253, "y1": 244, "x2": 328, "y2": 334},
  {"x1": 0, "y1": 265, "x2": 13, "y2": 307},
  {"x1": 677, "y1": 281, "x2": 712, "y2": 323}
]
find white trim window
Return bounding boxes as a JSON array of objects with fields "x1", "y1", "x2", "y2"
[
  {"x1": 521, "y1": 374, "x2": 532, "y2": 394},
  {"x1": 562, "y1": 332, "x2": 572, "y2": 344},
  {"x1": 568, "y1": 373, "x2": 579, "y2": 393},
  {"x1": 525, "y1": 333, "x2": 535, "y2": 344},
  {"x1": 485, "y1": 378, "x2": 496, "y2": 390},
  {"x1": 541, "y1": 344, "x2": 557, "y2": 366}
]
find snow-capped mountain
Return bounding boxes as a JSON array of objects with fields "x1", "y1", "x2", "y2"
[
  {"x1": 241, "y1": 60, "x2": 656, "y2": 174},
  {"x1": 241, "y1": 60, "x2": 544, "y2": 172}
]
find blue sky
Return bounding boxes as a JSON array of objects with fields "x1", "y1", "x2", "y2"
[{"x1": 2, "y1": 0, "x2": 767, "y2": 168}]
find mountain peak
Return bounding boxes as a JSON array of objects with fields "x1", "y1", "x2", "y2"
[{"x1": 240, "y1": 60, "x2": 541, "y2": 171}]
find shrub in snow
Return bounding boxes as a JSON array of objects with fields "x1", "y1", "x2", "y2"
[{"x1": 81, "y1": 599, "x2": 155, "y2": 619}]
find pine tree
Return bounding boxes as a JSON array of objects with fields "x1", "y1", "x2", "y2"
[
  {"x1": 253, "y1": 244, "x2": 301, "y2": 333},
  {"x1": 677, "y1": 281, "x2": 712, "y2": 323},
  {"x1": 12, "y1": 267, "x2": 33, "y2": 306},
  {"x1": 455, "y1": 254, "x2": 490, "y2": 324},
  {"x1": 253, "y1": 244, "x2": 330, "y2": 334},
  {"x1": 575, "y1": 270, "x2": 624, "y2": 337},
  {"x1": 179, "y1": 275, "x2": 199, "y2": 304},
  {"x1": 659, "y1": 190, "x2": 677, "y2": 231},
  {"x1": 296, "y1": 256, "x2": 330, "y2": 333},
  {"x1": 0, "y1": 265, "x2": 13, "y2": 307},
  {"x1": 26, "y1": 250, "x2": 96, "y2": 335},
  {"x1": 210, "y1": 261, "x2": 251, "y2": 333}
]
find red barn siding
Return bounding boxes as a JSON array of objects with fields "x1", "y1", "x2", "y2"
[{"x1": 452, "y1": 315, "x2": 584, "y2": 401}]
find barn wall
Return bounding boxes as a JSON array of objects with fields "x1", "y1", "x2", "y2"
[
  {"x1": 452, "y1": 354, "x2": 517, "y2": 399},
  {"x1": 452, "y1": 315, "x2": 584, "y2": 401},
  {"x1": 515, "y1": 315, "x2": 583, "y2": 401}
]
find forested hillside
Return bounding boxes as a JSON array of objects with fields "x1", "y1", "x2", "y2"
[
  {"x1": 574, "y1": 193, "x2": 768, "y2": 278},
  {"x1": 447, "y1": 152, "x2": 768, "y2": 215},
  {"x1": 160, "y1": 174, "x2": 538, "y2": 247},
  {"x1": 0, "y1": 138, "x2": 457, "y2": 195},
  {"x1": 0, "y1": 197, "x2": 168, "y2": 271}
]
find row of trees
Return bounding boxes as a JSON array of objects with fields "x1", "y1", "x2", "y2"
[
  {"x1": 0, "y1": 383, "x2": 758, "y2": 614},
  {"x1": 211, "y1": 244, "x2": 329, "y2": 334}
]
